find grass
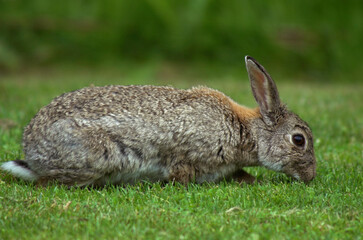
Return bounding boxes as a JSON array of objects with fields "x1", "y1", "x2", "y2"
[{"x1": 0, "y1": 63, "x2": 362, "y2": 239}]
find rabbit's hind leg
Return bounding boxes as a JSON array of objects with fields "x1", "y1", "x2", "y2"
[
  {"x1": 25, "y1": 119, "x2": 116, "y2": 186},
  {"x1": 36, "y1": 170, "x2": 102, "y2": 187}
]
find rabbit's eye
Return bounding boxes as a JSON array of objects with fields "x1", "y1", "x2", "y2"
[{"x1": 292, "y1": 134, "x2": 305, "y2": 147}]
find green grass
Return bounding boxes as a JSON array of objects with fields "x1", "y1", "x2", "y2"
[{"x1": 0, "y1": 64, "x2": 362, "y2": 239}]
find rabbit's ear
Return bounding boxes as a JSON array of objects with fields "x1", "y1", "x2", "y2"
[{"x1": 245, "y1": 56, "x2": 281, "y2": 126}]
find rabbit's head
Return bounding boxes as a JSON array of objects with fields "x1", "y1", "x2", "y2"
[{"x1": 245, "y1": 56, "x2": 316, "y2": 183}]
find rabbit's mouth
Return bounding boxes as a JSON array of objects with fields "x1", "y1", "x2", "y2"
[
  {"x1": 280, "y1": 160, "x2": 316, "y2": 183},
  {"x1": 288, "y1": 168, "x2": 316, "y2": 183}
]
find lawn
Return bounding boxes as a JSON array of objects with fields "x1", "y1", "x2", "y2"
[{"x1": 0, "y1": 63, "x2": 362, "y2": 240}]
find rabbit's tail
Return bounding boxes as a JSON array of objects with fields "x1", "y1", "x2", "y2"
[{"x1": 1, "y1": 160, "x2": 38, "y2": 181}]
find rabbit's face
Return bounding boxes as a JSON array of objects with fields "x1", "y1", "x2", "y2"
[
  {"x1": 245, "y1": 56, "x2": 316, "y2": 183},
  {"x1": 255, "y1": 112, "x2": 316, "y2": 183}
]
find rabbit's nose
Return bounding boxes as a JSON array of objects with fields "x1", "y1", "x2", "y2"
[
  {"x1": 305, "y1": 168, "x2": 316, "y2": 183},
  {"x1": 312, "y1": 166, "x2": 317, "y2": 180}
]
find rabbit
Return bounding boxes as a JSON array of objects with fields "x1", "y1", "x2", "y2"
[{"x1": 1, "y1": 56, "x2": 316, "y2": 186}]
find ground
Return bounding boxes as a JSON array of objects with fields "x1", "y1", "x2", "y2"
[{"x1": 0, "y1": 63, "x2": 362, "y2": 239}]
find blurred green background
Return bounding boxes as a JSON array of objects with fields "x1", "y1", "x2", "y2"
[{"x1": 0, "y1": 0, "x2": 362, "y2": 81}]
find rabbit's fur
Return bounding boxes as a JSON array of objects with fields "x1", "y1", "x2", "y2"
[{"x1": 1, "y1": 56, "x2": 316, "y2": 186}]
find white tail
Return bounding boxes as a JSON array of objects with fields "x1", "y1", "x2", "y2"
[{"x1": 1, "y1": 161, "x2": 38, "y2": 181}]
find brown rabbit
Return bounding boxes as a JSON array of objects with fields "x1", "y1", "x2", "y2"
[{"x1": 1, "y1": 56, "x2": 316, "y2": 186}]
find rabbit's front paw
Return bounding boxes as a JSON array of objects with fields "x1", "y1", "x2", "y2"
[
  {"x1": 232, "y1": 169, "x2": 256, "y2": 184},
  {"x1": 169, "y1": 164, "x2": 196, "y2": 185}
]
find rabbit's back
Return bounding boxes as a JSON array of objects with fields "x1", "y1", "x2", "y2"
[{"x1": 24, "y1": 85, "x2": 239, "y2": 145}]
